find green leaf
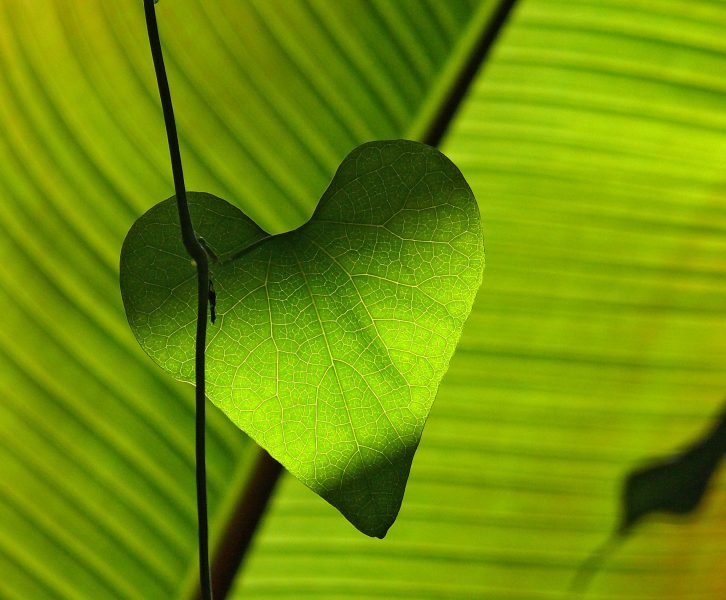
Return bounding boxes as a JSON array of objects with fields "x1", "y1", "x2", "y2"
[{"x1": 120, "y1": 140, "x2": 484, "y2": 537}]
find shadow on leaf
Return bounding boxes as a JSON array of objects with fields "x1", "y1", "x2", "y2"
[{"x1": 571, "y1": 401, "x2": 726, "y2": 597}]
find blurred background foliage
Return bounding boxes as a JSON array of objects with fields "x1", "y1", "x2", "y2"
[{"x1": 1, "y1": 0, "x2": 725, "y2": 598}]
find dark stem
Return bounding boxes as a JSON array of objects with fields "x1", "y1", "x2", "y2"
[
  {"x1": 207, "y1": 453, "x2": 282, "y2": 599},
  {"x1": 422, "y1": 0, "x2": 519, "y2": 146},
  {"x1": 142, "y1": 2, "x2": 213, "y2": 599}
]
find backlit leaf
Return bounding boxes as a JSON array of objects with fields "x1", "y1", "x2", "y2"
[{"x1": 120, "y1": 140, "x2": 484, "y2": 537}]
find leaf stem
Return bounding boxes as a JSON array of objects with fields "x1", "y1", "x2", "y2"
[{"x1": 142, "y1": 2, "x2": 213, "y2": 599}]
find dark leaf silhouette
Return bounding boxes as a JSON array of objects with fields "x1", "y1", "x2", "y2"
[
  {"x1": 573, "y1": 403, "x2": 726, "y2": 596},
  {"x1": 621, "y1": 404, "x2": 726, "y2": 532}
]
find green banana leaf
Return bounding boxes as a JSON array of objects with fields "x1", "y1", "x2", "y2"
[{"x1": 2, "y1": 0, "x2": 725, "y2": 599}]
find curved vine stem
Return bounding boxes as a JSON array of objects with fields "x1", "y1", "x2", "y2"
[{"x1": 142, "y1": 2, "x2": 213, "y2": 599}]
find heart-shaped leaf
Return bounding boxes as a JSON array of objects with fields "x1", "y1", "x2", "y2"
[{"x1": 120, "y1": 140, "x2": 484, "y2": 537}]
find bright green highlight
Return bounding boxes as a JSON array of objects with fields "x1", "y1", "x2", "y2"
[{"x1": 120, "y1": 140, "x2": 484, "y2": 537}]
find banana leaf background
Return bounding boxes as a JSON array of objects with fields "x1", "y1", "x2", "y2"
[{"x1": 1, "y1": 0, "x2": 726, "y2": 598}]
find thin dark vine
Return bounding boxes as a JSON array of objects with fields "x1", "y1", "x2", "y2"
[{"x1": 142, "y1": 1, "x2": 214, "y2": 599}]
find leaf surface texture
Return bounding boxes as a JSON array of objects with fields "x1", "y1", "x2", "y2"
[{"x1": 120, "y1": 141, "x2": 484, "y2": 537}]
